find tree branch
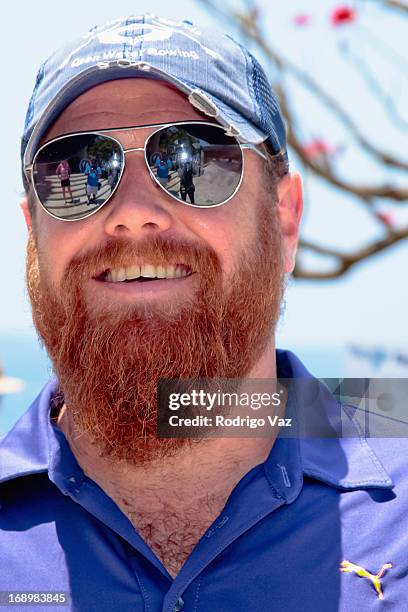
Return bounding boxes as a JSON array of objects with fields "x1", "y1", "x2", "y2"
[
  {"x1": 277, "y1": 84, "x2": 408, "y2": 201},
  {"x1": 295, "y1": 225, "x2": 408, "y2": 279},
  {"x1": 366, "y1": 0, "x2": 408, "y2": 15}
]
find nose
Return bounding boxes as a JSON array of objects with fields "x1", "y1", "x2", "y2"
[{"x1": 102, "y1": 151, "x2": 174, "y2": 237}]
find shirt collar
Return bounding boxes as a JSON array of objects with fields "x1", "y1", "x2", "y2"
[
  {"x1": 0, "y1": 376, "x2": 86, "y2": 497},
  {"x1": 275, "y1": 349, "x2": 393, "y2": 491},
  {"x1": 0, "y1": 351, "x2": 394, "y2": 492}
]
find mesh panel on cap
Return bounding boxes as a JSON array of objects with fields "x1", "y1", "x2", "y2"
[
  {"x1": 251, "y1": 55, "x2": 281, "y2": 151},
  {"x1": 249, "y1": 53, "x2": 289, "y2": 174}
]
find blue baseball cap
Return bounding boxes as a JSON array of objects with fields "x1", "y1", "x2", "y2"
[{"x1": 21, "y1": 14, "x2": 287, "y2": 171}]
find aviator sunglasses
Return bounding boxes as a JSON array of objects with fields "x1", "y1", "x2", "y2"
[{"x1": 25, "y1": 121, "x2": 268, "y2": 221}]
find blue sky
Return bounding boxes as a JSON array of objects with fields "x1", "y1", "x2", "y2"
[{"x1": 1, "y1": 0, "x2": 407, "y2": 354}]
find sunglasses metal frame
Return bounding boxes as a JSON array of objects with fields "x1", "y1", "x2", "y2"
[{"x1": 25, "y1": 120, "x2": 268, "y2": 222}]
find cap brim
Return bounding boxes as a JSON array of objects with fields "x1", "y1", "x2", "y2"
[{"x1": 205, "y1": 92, "x2": 268, "y2": 145}]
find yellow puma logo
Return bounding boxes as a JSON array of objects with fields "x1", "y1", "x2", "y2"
[{"x1": 340, "y1": 560, "x2": 392, "y2": 599}]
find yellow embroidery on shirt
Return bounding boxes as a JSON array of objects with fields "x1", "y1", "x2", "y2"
[{"x1": 340, "y1": 560, "x2": 392, "y2": 599}]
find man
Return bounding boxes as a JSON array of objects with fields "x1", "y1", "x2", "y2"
[
  {"x1": 179, "y1": 161, "x2": 195, "y2": 204},
  {"x1": 1, "y1": 15, "x2": 407, "y2": 612},
  {"x1": 86, "y1": 164, "x2": 101, "y2": 205}
]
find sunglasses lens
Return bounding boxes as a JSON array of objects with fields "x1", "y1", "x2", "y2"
[
  {"x1": 32, "y1": 134, "x2": 123, "y2": 220},
  {"x1": 146, "y1": 124, "x2": 243, "y2": 206}
]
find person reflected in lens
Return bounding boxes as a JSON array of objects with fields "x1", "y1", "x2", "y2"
[
  {"x1": 56, "y1": 159, "x2": 74, "y2": 205},
  {"x1": 86, "y1": 163, "x2": 100, "y2": 205},
  {"x1": 156, "y1": 158, "x2": 170, "y2": 188},
  {"x1": 179, "y1": 160, "x2": 195, "y2": 204}
]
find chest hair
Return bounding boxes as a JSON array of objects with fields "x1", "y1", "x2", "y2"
[{"x1": 120, "y1": 497, "x2": 224, "y2": 577}]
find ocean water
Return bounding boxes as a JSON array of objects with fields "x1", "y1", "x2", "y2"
[
  {"x1": 0, "y1": 333, "x2": 52, "y2": 435},
  {"x1": 0, "y1": 333, "x2": 345, "y2": 435}
]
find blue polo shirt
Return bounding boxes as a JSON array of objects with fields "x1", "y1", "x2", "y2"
[
  {"x1": 86, "y1": 170, "x2": 99, "y2": 187},
  {"x1": 1, "y1": 350, "x2": 407, "y2": 611}
]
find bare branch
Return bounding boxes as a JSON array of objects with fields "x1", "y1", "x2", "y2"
[
  {"x1": 277, "y1": 84, "x2": 408, "y2": 202},
  {"x1": 366, "y1": 0, "x2": 408, "y2": 15},
  {"x1": 297, "y1": 239, "x2": 346, "y2": 260},
  {"x1": 295, "y1": 225, "x2": 408, "y2": 279}
]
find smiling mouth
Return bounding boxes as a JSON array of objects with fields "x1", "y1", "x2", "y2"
[{"x1": 96, "y1": 263, "x2": 193, "y2": 283}]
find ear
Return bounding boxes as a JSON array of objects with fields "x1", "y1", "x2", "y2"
[
  {"x1": 276, "y1": 173, "x2": 303, "y2": 273},
  {"x1": 20, "y1": 197, "x2": 32, "y2": 231}
]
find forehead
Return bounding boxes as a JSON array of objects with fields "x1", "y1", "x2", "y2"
[{"x1": 43, "y1": 78, "x2": 210, "y2": 142}]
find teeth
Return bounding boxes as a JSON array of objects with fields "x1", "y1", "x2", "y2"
[
  {"x1": 165, "y1": 265, "x2": 177, "y2": 279},
  {"x1": 106, "y1": 264, "x2": 191, "y2": 282},
  {"x1": 126, "y1": 264, "x2": 141, "y2": 279},
  {"x1": 140, "y1": 264, "x2": 156, "y2": 278},
  {"x1": 156, "y1": 264, "x2": 166, "y2": 278},
  {"x1": 115, "y1": 267, "x2": 126, "y2": 282}
]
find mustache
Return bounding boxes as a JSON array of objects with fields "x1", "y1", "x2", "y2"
[{"x1": 63, "y1": 235, "x2": 221, "y2": 281}]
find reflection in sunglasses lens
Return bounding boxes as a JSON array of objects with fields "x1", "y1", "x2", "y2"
[
  {"x1": 32, "y1": 124, "x2": 243, "y2": 219},
  {"x1": 32, "y1": 134, "x2": 123, "y2": 220},
  {"x1": 146, "y1": 124, "x2": 242, "y2": 207}
]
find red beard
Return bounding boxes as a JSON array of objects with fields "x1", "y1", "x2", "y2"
[{"x1": 26, "y1": 203, "x2": 284, "y2": 465}]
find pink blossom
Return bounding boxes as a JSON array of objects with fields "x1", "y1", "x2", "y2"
[
  {"x1": 302, "y1": 138, "x2": 337, "y2": 160},
  {"x1": 375, "y1": 211, "x2": 394, "y2": 227},
  {"x1": 293, "y1": 14, "x2": 311, "y2": 27},
  {"x1": 330, "y1": 6, "x2": 356, "y2": 26}
]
